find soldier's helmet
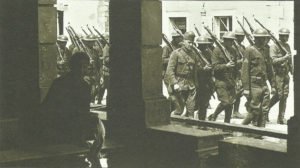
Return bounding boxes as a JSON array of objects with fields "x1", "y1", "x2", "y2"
[
  {"x1": 204, "y1": 33, "x2": 214, "y2": 40},
  {"x1": 171, "y1": 31, "x2": 181, "y2": 37},
  {"x1": 235, "y1": 28, "x2": 245, "y2": 36},
  {"x1": 279, "y1": 28, "x2": 290, "y2": 35},
  {"x1": 183, "y1": 31, "x2": 196, "y2": 41},
  {"x1": 195, "y1": 36, "x2": 212, "y2": 44},
  {"x1": 253, "y1": 28, "x2": 270, "y2": 37},
  {"x1": 222, "y1": 32, "x2": 236, "y2": 39},
  {"x1": 57, "y1": 35, "x2": 68, "y2": 42},
  {"x1": 83, "y1": 34, "x2": 97, "y2": 41}
]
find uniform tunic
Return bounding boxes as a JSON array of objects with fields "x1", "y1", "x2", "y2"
[
  {"x1": 212, "y1": 45, "x2": 237, "y2": 105},
  {"x1": 270, "y1": 41, "x2": 292, "y2": 99}
]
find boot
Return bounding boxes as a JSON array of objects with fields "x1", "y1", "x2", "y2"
[
  {"x1": 208, "y1": 103, "x2": 225, "y2": 121},
  {"x1": 224, "y1": 105, "x2": 233, "y2": 123},
  {"x1": 242, "y1": 113, "x2": 254, "y2": 125},
  {"x1": 277, "y1": 98, "x2": 287, "y2": 124}
]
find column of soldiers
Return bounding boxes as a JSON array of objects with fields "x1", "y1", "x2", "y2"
[
  {"x1": 163, "y1": 23, "x2": 293, "y2": 127},
  {"x1": 55, "y1": 27, "x2": 110, "y2": 105}
]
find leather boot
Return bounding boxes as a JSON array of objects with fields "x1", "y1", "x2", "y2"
[
  {"x1": 277, "y1": 98, "x2": 287, "y2": 124},
  {"x1": 242, "y1": 113, "x2": 254, "y2": 125},
  {"x1": 208, "y1": 103, "x2": 225, "y2": 121},
  {"x1": 224, "y1": 105, "x2": 233, "y2": 123}
]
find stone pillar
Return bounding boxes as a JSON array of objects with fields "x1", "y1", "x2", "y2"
[
  {"x1": 38, "y1": 0, "x2": 57, "y2": 101},
  {"x1": 107, "y1": 0, "x2": 169, "y2": 167},
  {"x1": 287, "y1": 1, "x2": 300, "y2": 167}
]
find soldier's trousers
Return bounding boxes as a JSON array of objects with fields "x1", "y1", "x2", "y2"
[
  {"x1": 98, "y1": 75, "x2": 109, "y2": 104},
  {"x1": 269, "y1": 74, "x2": 289, "y2": 122},
  {"x1": 197, "y1": 88, "x2": 213, "y2": 120},
  {"x1": 174, "y1": 89, "x2": 197, "y2": 117},
  {"x1": 243, "y1": 83, "x2": 270, "y2": 127}
]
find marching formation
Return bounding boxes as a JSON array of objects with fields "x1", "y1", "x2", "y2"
[
  {"x1": 162, "y1": 17, "x2": 293, "y2": 128},
  {"x1": 56, "y1": 25, "x2": 110, "y2": 105}
]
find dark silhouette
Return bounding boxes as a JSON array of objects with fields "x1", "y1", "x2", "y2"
[{"x1": 40, "y1": 52, "x2": 103, "y2": 168}]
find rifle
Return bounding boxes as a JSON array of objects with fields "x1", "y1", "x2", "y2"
[
  {"x1": 56, "y1": 43, "x2": 65, "y2": 62},
  {"x1": 162, "y1": 33, "x2": 175, "y2": 51},
  {"x1": 81, "y1": 27, "x2": 89, "y2": 36},
  {"x1": 66, "y1": 27, "x2": 80, "y2": 50},
  {"x1": 68, "y1": 25, "x2": 94, "y2": 61},
  {"x1": 86, "y1": 25, "x2": 104, "y2": 49},
  {"x1": 254, "y1": 17, "x2": 292, "y2": 73},
  {"x1": 203, "y1": 23, "x2": 233, "y2": 63},
  {"x1": 243, "y1": 16, "x2": 255, "y2": 34},
  {"x1": 92, "y1": 26, "x2": 110, "y2": 47},
  {"x1": 219, "y1": 19, "x2": 244, "y2": 60},
  {"x1": 170, "y1": 20, "x2": 184, "y2": 36},
  {"x1": 194, "y1": 24, "x2": 201, "y2": 36},
  {"x1": 236, "y1": 17, "x2": 254, "y2": 46}
]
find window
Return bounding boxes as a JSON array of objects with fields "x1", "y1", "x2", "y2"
[
  {"x1": 169, "y1": 17, "x2": 187, "y2": 34},
  {"x1": 215, "y1": 16, "x2": 232, "y2": 39}
]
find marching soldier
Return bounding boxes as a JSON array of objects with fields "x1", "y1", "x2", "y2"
[
  {"x1": 73, "y1": 35, "x2": 103, "y2": 104},
  {"x1": 162, "y1": 32, "x2": 183, "y2": 114},
  {"x1": 195, "y1": 36, "x2": 214, "y2": 120},
  {"x1": 241, "y1": 28, "x2": 275, "y2": 127},
  {"x1": 208, "y1": 32, "x2": 238, "y2": 123},
  {"x1": 98, "y1": 34, "x2": 110, "y2": 105},
  {"x1": 56, "y1": 35, "x2": 72, "y2": 77},
  {"x1": 232, "y1": 28, "x2": 246, "y2": 119},
  {"x1": 162, "y1": 32, "x2": 183, "y2": 78},
  {"x1": 268, "y1": 28, "x2": 293, "y2": 124},
  {"x1": 205, "y1": 33, "x2": 215, "y2": 51},
  {"x1": 165, "y1": 31, "x2": 198, "y2": 118}
]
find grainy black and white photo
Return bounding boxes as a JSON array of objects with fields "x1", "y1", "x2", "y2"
[{"x1": 0, "y1": 0, "x2": 299, "y2": 168}]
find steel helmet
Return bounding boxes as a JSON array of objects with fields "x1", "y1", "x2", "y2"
[
  {"x1": 195, "y1": 36, "x2": 212, "y2": 44},
  {"x1": 83, "y1": 34, "x2": 97, "y2": 41},
  {"x1": 279, "y1": 28, "x2": 290, "y2": 35},
  {"x1": 183, "y1": 31, "x2": 196, "y2": 41},
  {"x1": 235, "y1": 28, "x2": 245, "y2": 36},
  {"x1": 57, "y1": 35, "x2": 68, "y2": 42},
  {"x1": 204, "y1": 33, "x2": 214, "y2": 40},
  {"x1": 222, "y1": 32, "x2": 236, "y2": 39},
  {"x1": 253, "y1": 28, "x2": 270, "y2": 37}
]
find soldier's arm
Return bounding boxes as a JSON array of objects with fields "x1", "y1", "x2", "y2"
[
  {"x1": 212, "y1": 48, "x2": 227, "y2": 72},
  {"x1": 241, "y1": 48, "x2": 251, "y2": 91},
  {"x1": 103, "y1": 45, "x2": 110, "y2": 64},
  {"x1": 165, "y1": 52, "x2": 178, "y2": 85},
  {"x1": 270, "y1": 45, "x2": 288, "y2": 64},
  {"x1": 162, "y1": 46, "x2": 170, "y2": 65}
]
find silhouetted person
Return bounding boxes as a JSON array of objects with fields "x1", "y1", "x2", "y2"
[{"x1": 40, "y1": 52, "x2": 103, "y2": 168}]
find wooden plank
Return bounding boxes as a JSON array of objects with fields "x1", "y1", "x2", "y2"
[{"x1": 171, "y1": 116, "x2": 287, "y2": 139}]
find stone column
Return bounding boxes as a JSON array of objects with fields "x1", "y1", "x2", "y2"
[
  {"x1": 38, "y1": 0, "x2": 57, "y2": 101},
  {"x1": 107, "y1": 0, "x2": 169, "y2": 167}
]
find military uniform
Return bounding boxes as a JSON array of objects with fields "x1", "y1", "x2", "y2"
[
  {"x1": 165, "y1": 31, "x2": 198, "y2": 117},
  {"x1": 268, "y1": 28, "x2": 293, "y2": 124},
  {"x1": 56, "y1": 35, "x2": 72, "y2": 77},
  {"x1": 162, "y1": 41, "x2": 181, "y2": 78},
  {"x1": 98, "y1": 44, "x2": 110, "y2": 105},
  {"x1": 232, "y1": 28, "x2": 246, "y2": 119},
  {"x1": 73, "y1": 35, "x2": 103, "y2": 103},
  {"x1": 241, "y1": 28, "x2": 274, "y2": 127},
  {"x1": 195, "y1": 36, "x2": 214, "y2": 120},
  {"x1": 208, "y1": 32, "x2": 240, "y2": 123}
]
